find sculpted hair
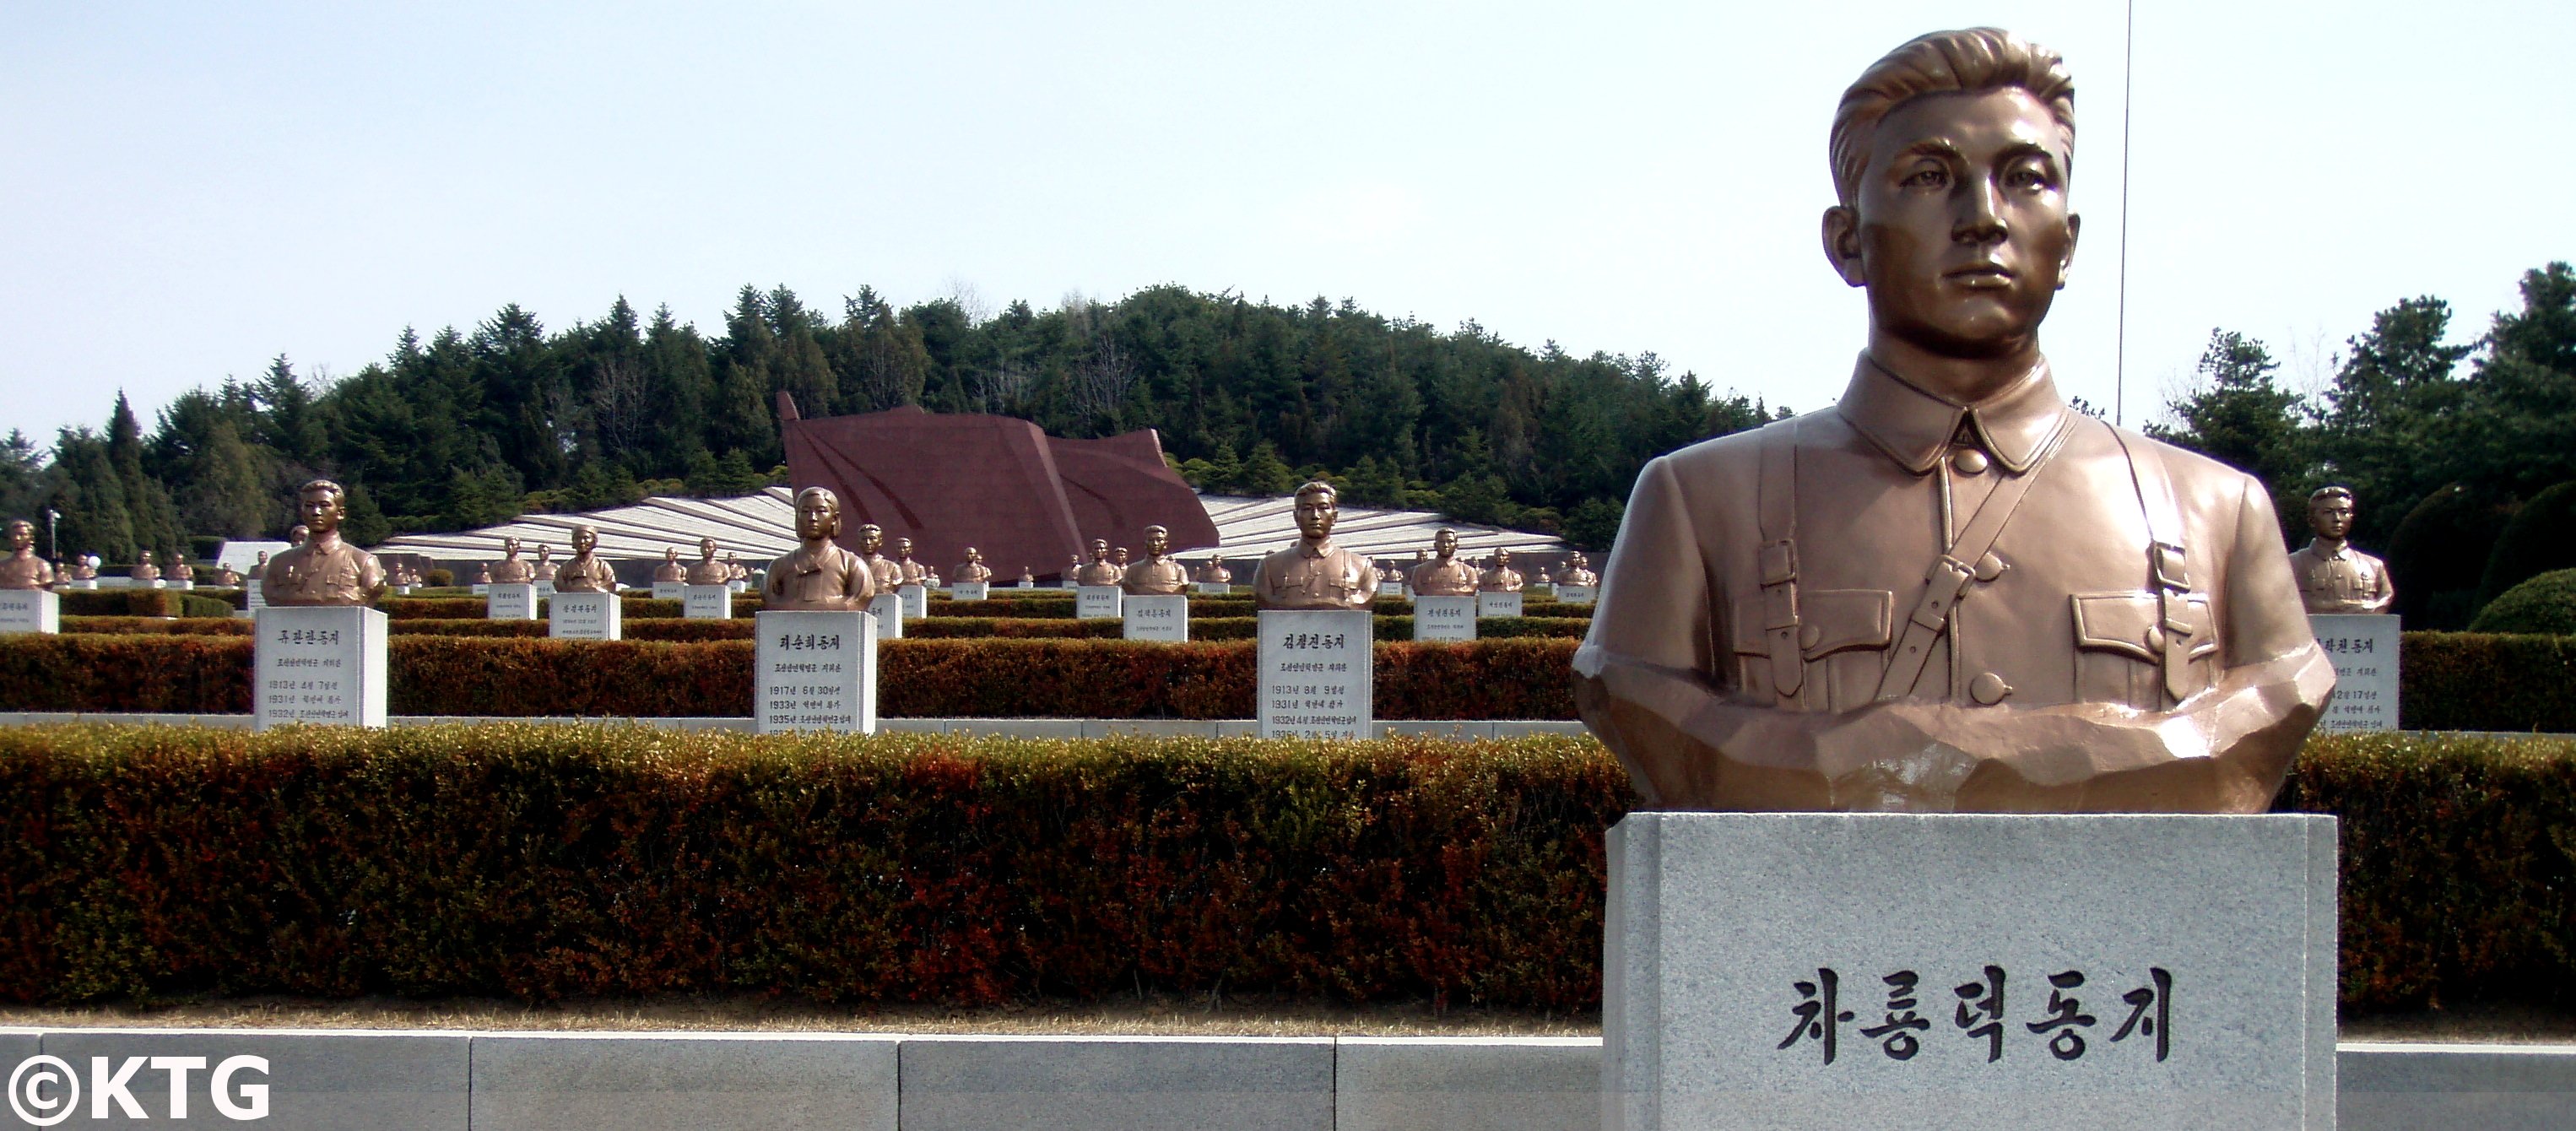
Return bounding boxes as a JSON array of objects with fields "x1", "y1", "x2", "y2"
[
  {"x1": 1296, "y1": 480, "x2": 1339, "y2": 503},
  {"x1": 1830, "y1": 28, "x2": 2076, "y2": 207},
  {"x1": 2310, "y1": 485, "x2": 2356, "y2": 506},
  {"x1": 299, "y1": 478, "x2": 347, "y2": 505}
]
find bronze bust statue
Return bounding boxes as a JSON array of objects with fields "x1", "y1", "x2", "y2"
[
  {"x1": 684, "y1": 536, "x2": 730, "y2": 586},
  {"x1": 652, "y1": 547, "x2": 687, "y2": 583},
  {"x1": 1251, "y1": 481, "x2": 1379, "y2": 610},
  {"x1": 762, "y1": 487, "x2": 875, "y2": 610},
  {"x1": 258, "y1": 479, "x2": 386, "y2": 606},
  {"x1": 1196, "y1": 555, "x2": 1232, "y2": 585},
  {"x1": 954, "y1": 548, "x2": 995, "y2": 583},
  {"x1": 1121, "y1": 525, "x2": 1190, "y2": 595},
  {"x1": 856, "y1": 524, "x2": 904, "y2": 591},
  {"x1": 0, "y1": 520, "x2": 56, "y2": 590},
  {"x1": 1555, "y1": 552, "x2": 1599, "y2": 587},
  {"x1": 1575, "y1": 29, "x2": 2330, "y2": 814},
  {"x1": 1408, "y1": 530, "x2": 1479, "y2": 597},
  {"x1": 288, "y1": 524, "x2": 309, "y2": 548},
  {"x1": 1074, "y1": 539, "x2": 1123, "y2": 587},
  {"x1": 893, "y1": 538, "x2": 928, "y2": 586},
  {"x1": 533, "y1": 544, "x2": 555, "y2": 579},
  {"x1": 490, "y1": 537, "x2": 536, "y2": 584},
  {"x1": 552, "y1": 525, "x2": 619, "y2": 593},
  {"x1": 1478, "y1": 548, "x2": 1525, "y2": 593},
  {"x1": 131, "y1": 550, "x2": 161, "y2": 583},
  {"x1": 2287, "y1": 486, "x2": 2394, "y2": 614}
]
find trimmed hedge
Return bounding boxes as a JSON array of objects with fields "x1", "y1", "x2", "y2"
[
  {"x1": 2467, "y1": 570, "x2": 2576, "y2": 636},
  {"x1": 0, "y1": 636, "x2": 1578, "y2": 719},
  {"x1": 56, "y1": 614, "x2": 1592, "y2": 645},
  {"x1": 2400, "y1": 632, "x2": 2576, "y2": 733},
  {"x1": 0, "y1": 725, "x2": 1626, "y2": 1006},
  {"x1": 54, "y1": 589, "x2": 234, "y2": 620},
  {"x1": 0, "y1": 726, "x2": 2567, "y2": 1013}
]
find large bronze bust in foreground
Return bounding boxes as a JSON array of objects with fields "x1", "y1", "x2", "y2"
[
  {"x1": 259, "y1": 479, "x2": 386, "y2": 606},
  {"x1": 762, "y1": 488, "x2": 874, "y2": 610},
  {"x1": 1576, "y1": 29, "x2": 2330, "y2": 814}
]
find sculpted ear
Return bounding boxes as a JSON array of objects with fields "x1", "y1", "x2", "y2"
[
  {"x1": 1821, "y1": 206, "x2": 1866, "y2": 288},
  {"x1": 2058, "y1": 213, "x2": 2081, "y2": 290}
]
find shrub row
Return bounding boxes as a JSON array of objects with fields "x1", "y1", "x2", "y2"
[
  {"x1": 0, "y1": 635, "x2": 1580, "y2": 719},
  {"x1": 0, "y1": 726, "x2": 2564, "y2": 1013},
  {"x1": 57, "y1": 614, "x2": 1592, "y2": 645},
  {"x1": 2402, "y1": 631, "x2": 2576, "y2": 733},
  {"x1": 54, "y1": 589, "x2": 234, "y2": 620}
]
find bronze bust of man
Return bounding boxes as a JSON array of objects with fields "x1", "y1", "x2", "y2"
[
  {"x1": 1197, "y1": 555, "x2": 1232, "y2": 585},
  {"x1": 131, "y1": 550, "x2": 161, "y2": 584},
  {"x1": 1251, "y1": 481, "x2": 1379, "y2": 610},
  {"x1": 1409, "y1": 529, "x2": 1479, "y2": 597},
  {"x1": 893, "y1": 538, "x2": 928, "y2": 586},
  {"x1": 762, "y1": 487, "x2": 874, "y2": 611},
  {"x1": 1478, "y1": 548, "x2": 1525, "y2": 593},
  {"x1": 552, "y1": 525, "x2": 619, "y2": 593},
  {"x1": 1556, "y1": 552, "x2": 1599, "y2": 587},
  {"x1": 954, "y1": 548, "x2": 995, "y2": 583},
  {"x1": 0, "y1": 520, "x2": 56, "y2": 589},
  {"x1": 259, "y1": 479, "x2": 386, "y2": 606},
  {"x1": 1075, "y1": 539, "x2": 1123, "y2": 587},
  {"x1": 855, "y1": 524, "x2": 903, "y2": 592},
  {"x1": 2287, "y1": 486, "x2": 2394, "y2": 614},
  {"x1": 684, "y1": 536, "x2": 730, "y2": 586},
  {"x1": 652, "y1": 547, "x2": 687, "y2": 583},
  {"x1": 490, "y1": 537, "x2": 535, "y2": 584},
  {"x1": 1576, "y1": 28, "x2": 2330, "y2": 814},
  {"x1": 1121, "y1": 525, "x2": 1190, "y2": 595}
]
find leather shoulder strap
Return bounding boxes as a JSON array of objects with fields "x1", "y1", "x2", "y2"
[
  {"x1": 1871, "y1": 438, "x2": 2054, "y2": 702},
  {"x1": 2108, "y1": 422, "x2": 2196, "y2": 703},
  {"x1": 1756, "y1": 417, "x2": 1805, "y2": 699}
]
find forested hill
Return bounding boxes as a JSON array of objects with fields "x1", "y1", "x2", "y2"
[{"x1": 12, "y1": 284, "x2": 1784, "y2": 560}]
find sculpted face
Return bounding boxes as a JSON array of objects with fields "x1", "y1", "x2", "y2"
[
  {"x1": 664, "y1": 547, "x2": 679, "y2": 563},
  {"x1": 858, "y1": 524, "x2": 884, "y2": 555},
  {"x1": 1825, "y1": 88, "x2": 2077, "y2": 362},
  {"x1": 795, "y1": 490, "x2": 840, "y2": 542},
  {"x1": 895, "y1": 537, "x2": 913, "y2": 560},
  {"x1": 1145, "y1": 527, "x2": 1169, "y2": 556},
  {"x1": 2310, "y1": 495, "x2": 2355, "y2": 540},
  {"x1": 1495, "y1": 548, "x2": 1513, "y2": 567},
  {"x1": 1433, "y1": 529, "x2": 1458, "y2": 558},
  {"x1": 698, "y1": 536, "x2": 717, "y2": 561},
  {"x1": 8, "y1": 522, "x2": 30, "y2": 552},
  {"x1": 966, "y1": 548, "x2": 982, "y2": 563},
  {"x1": 298, "y1": 490, "x2": 343, "y2": 536},
  {"x1": 572, "y1": 526, "x2": 598, "y2": 555},
  {"x1": 289, "y1": 524, "x2": 310, "y2": 545},
  {"x1": 503, "y1": 537, "x2": 521, "y2": 558},
  {"x1": 1090, "y1": 538, "x2": 1110, "y2": 563},
  {"x1": 1295, "y1": 491, "x2": 1337, "y2": 540}
]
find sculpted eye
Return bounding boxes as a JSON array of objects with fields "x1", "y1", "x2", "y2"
[
  {"x1": 2008, "y1": 163, "x2": 2055, "y2": 192},
  {"x1": 1901, "y1": 165, "x2": 1948, "y2": 189}
]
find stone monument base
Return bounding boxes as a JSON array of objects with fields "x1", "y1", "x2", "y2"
[
  {"x1": 683, "y1": 584, "x2": 732, "y2": 620},
  {"x1": 1476, "y1": 591, "x2": 1523, "y2": 619},
  {"x1": 549, "y1": 591, "x2": 623, "y2": 641},
  {"x1": 754, "y1": 609, "x2": 878, "y2": 735},
  {"x1": 898, "y1": 583, "x2": 928, "y2": 620},
  {"x1": 652, "y1": 582, "x2": 684, "y2": 601},
  {"x1": 1123, "y1": 593, "x2": 1188, "y2": 641},
  {"x1": 1256, "y1": 609, "x2": 1372, "y2": 739},
  {"x1": 868, "y1": 594, "x2": 905, "y2": 639},
  {"x1": 952, "y1": 581, "x2": 988, "y2": 602},
  {"x1": 1605, "y1": 812, "x2": 2336, "y2": 1131},
  {"x1": 1076, "y1": 585, "x2": 1123, "y2": 620},
  {"x1": 253, "y1": 606, "x2": 389, "y2": 730},
  {"x1": 487, "y1": 583, "x2": 538, "y2": 620},
  {"x1": 2310, "y1": 614, "x2": 2400, "y2": 733},
  {"x1": 0, "y1": 588, "x2": 59, "y2": 634},
  {"x1": 1413, "y1": 595, "x2": 1476, "y2": 641}
]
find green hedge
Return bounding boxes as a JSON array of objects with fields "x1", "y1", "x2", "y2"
[
  {"x1": 54, "y1": 589, "x2": 234, "y2": 620},
  {"x1": 56, "y1": 614, "x2": 1592, "y2": 646},
  {"x1": 0, "y1": 726, "x2": 2564, "y2": 1012},
  {"x1": 0, "y1": 636, "x2": 1578, "y2": 719},
  {"x1": 2400, "y1": 632, "x2": 2576, "y2": 732},
  {"x1": 2467, "y1": 570, "x2": 2576, "y2": 636}
]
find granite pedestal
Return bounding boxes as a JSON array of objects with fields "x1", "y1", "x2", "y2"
[
  {"x1": 899, "y1": 583, "x2": 928, "y2": 620},
  {"x1": 0, "y1": 587, "x2": 58, "y2": 634},
  {"x1": 753, "y1": 609, "x2": 878, "y2": 735},
  {"x1": 1412, "y1": 596, "x2": 1475, "y2": 641},
  {"x1": 1605, "y1": 812, "x2": 2337, "y2": 1131},
  {"x1": 253, "y1": 606, "x2": 389, "y2": 730},
  {"x1": 487, "y1": 583, "x2": 537, "y2": 620},
  {"x1": 651, "y1": 582, "x2": 684, "y2": 601},
  {"x1": 868, "y1": 594, "x2": 905, "y2": 638},
  {"x1": 1256, "y1": 609, "x2": 1372, "y2": 739},
  {"x1": 953, "y1": 581, "x2": 989, "y2": 602},
  {"x1": 1077, "y1": 586, "x2": 1123, "y2": 620},
  {"x1": 1556, "y1": 584, "x2": 1597, "y2": 604},
  {"x1": 683, "y1": 585, "x2": 732, "y2": 620},
  {"x1": 549, "y1": 592, "x2": 622, "y2": 641},
  {"x1": 2310, "y1": 614, "x2": 2399, "y2": 733},
  {"x1": 1123, "y1": 594, "x2": 1188, "y2": 641},
  {"x1": 1476, "y1": 591, "x2": 1523, "y2": 619}
]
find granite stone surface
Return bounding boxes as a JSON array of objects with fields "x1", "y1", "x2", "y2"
[
  {"x1": 1605, "y1": 812, "x2": 2337, "y2": 1130},
  {"x1": 37, "y1": 1030, "x2": 466, "y2": 1131},
  {"x1": 1336, "y1": 1036, "x2": 1599, "y2": 1131},
  {"x1": 469, "y1": 1033, "x2": 897, "y2": 1131},
  {"x1": 897, "y1": 1036, "x2": 1333, "y2": 1131}
]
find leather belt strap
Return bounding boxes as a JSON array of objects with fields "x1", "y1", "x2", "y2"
[
  {"x1": 1871, "y1": 413, "x2": 2072, "y2": 702},
  {"x1": 2109, "y1": 423, "x2": 2194, "y2": 703},
  {"x1": 1756, "y1": 417, "x2": 1804, "y2": 700}
]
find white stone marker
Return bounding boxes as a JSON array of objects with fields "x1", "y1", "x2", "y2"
[
  {"x1": 682, "y1": 584, "x2": 733, "y2": 620},
  {"x1": 898, "y1": 583, "x2": 928, "y2": 621},
  {"x1": 1476, "y1": 591, "x2": 1524, "y2": 619},
  {"x1": 1194, "y1": 582, "x2": 1230, "y2": 597},
  {"x1": 0, "y1": 588, "x2": 60, "y2": 635},
  {"x1": 1605, "y1": 811, "x2": 2337, "y2": 1131},
  {"x1": 549, "y1": 591, "x2": 623, "y2": 641},
  {"x1": 1123, "y1": 593, "x2": 1189, "y2": 641},
  {"x1": 1411, "y1": 595, "x2": 1477, "y2": 642},
  {"x1": 487, "y1": 582, "x2": 538, "y2": 620},
  {"x1": 868, "y1": 593, "x2": 905, "y2": 639},
  {"x1": 68, "y1": 577, "x2": 97, "y2": 590},
  {"x1": 253, "y1": 605, "x2": 389, "y2": 730},
  {"x1": 754, "y1": 609, "x2": 877, "y2": 735},
  {"x1": 471, "y1": 582, "x2": 489, "y2": 595},
  {"x1": 1015, "y1": 577, "x2": 1034, "y2": 589},
  {"x1": 533, "y1": 579, "x2": 556, "y2": 599},
  {"x1": 1257, "y1": 609, "x2": 1372, "y2": 739},
  {"x1": 952, "y1": 581, "x2": 989, "y2": 602},
  {"x1": 1378, "y1": 576, "x2": 1405, "y2": 598},
  {"x1": 651, "y1": 581, "x2": 684, "y2": 601},
  {"x1": 2309, "y1": 614, "x2": 2399, "y2": 733},
  {"x1": 1076, "y1": 585, "x2": 1124, "y2": 620},
  {"x1": 1556, "y1": 584, "x2": 1599, "y2": 605}
]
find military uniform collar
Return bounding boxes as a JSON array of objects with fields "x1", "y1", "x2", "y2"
[
  {"x1": 1837, "y1": 354, "x2": 2070, "y2": 475},
  {"x1": 2308, "y1": 538, "x2": 2351, "y2": 561},
  {"x1": 1297, "y1": 538, "x2": 1338, "y2": 559}
]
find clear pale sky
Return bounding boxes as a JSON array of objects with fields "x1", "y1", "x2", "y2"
[{"x1": 3, "y1": 1, "x2": 2568, "y2": 444}]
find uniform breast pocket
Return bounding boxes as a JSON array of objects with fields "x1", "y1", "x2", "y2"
[
  {"x1": 2070, "y1": 592, "x2": 2218, "y2": 706},
  {"x1": 1731, "y1": 589, "x2": 1893, "y2": 707}
]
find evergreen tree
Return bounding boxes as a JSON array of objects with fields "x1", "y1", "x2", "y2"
[{"x1": 2148, "y1": 331, "x2": 2315, "y2": 536}]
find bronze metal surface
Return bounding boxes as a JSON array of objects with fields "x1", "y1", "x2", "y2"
[
  {"x1": 1574, "y1": 29, "x2": 2330, "y2": 814},
  {"x1": 761, "y1": 488, "x2": 874, "y2": 611},
  {"x1": 1251, "y1": 482, "x2": 1380, "y2": 610},
  {"x1": 258, "y1": 479, "x2": 385, "y2": 606},
  {"x1": 1479, "y1": 548, "x2": 1526, "y2": 593},
  {"x1": 2289, "y1": 486, "x2": 2395, "y2": 614},
  {"x1": 1408, "y1": 530, "x2": 1479, "y2": 597},
  {"x1": 1, "y1": 521, "x2": 55, "y2": 590},
  {"x1": 1121, "y1": 525, "x2": 1190, "y2": 595},
  {"x1": 490, "y1": 538, "x2": 536, "y2": 584},
  {"x1": 953, "y1": 548, "x2": 995, "y2": 583},
  {"x1": 652, "y1": 548, "x2": 687, "y2": 583},
  {"x1": 551, "y1": 525, "x2": 620, "y2": 593},
  {"x1": 684, "y1": 536, "x2": 731, "y2": 586}
]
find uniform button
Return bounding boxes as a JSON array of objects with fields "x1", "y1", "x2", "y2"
[
  {"x1": 1799, "y1": 623, "x2": 1822, "y2": 649},
  {"x1": 1969, "y1": 672, "x2": 2012, "y2": 705},
  {"x1": 2144, "y1": 626, "x2": 2166, "y2": 652},
  {"x1": 1973, "y1": 552, "x2": 2006, "y2": 582},
  {"x1": 1951, "y1": 447, "x2": 1991, "y2": 475}
]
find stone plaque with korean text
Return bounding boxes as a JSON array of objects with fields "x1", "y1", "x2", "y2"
[
  {"x1": 486, "y1": 583, "x2": 537, "y2": 620},
  {"x1": 1258, "y1": 609, "x2": 1372, "y2": 739},
  {"x1": 2308, "y1": 614, "x2": 2398, "y2": 733},
  {"x1": 0, "y1": 589, "x2": 59, "y2": 635},
  {"x1": 1412, "y1": 595, "x2": 1476, "y2": 642},
  {"x1": 683, "y1": 584, "x2": 733, "y2": 620},
  {"x1": 1476, "y1": 591, "x2": 1524, "y2": 619},
  {"x1": 952, "y1": 581, "x2": 988, "y2": 602},
  {"x1": 652, "y1": 582, "x2": 685, "y2": 601},
  {"x1": 1076, "y1": 585, "x2": 1124, "y2": 620},
  {"x1": 754, "y1": 609, "x2": 878, "y2": 735},
  {"x1": 1123, "y1": 593, "x2": 1189, "y2": 641},
  {"x1": 549, "y1": 591, "x2": 623, "y2": 641},
  {"x1": 253, "y1": 606, "x2": 389, "y2": 730},
  {"x1": 867, "y1": 593, "x2": 905, "y2": 638},
  {"x1": 1556, "y1": 584, "x2": 1598, "y2": 605}
]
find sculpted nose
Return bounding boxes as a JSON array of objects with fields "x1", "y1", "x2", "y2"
[{"x1": 1953, "y1": 176, "x2": 2008, "y2": 246}]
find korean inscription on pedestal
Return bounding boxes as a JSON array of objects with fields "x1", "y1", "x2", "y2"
[
  {"x1": 754, "y1": 610, "x2": 878, "y2": 735},
  {"x1": 1257, "y1": 609, "x2": 1372, "y2": 739},
  {"x1": 253, "y1": 606, "x2": 388, "y2": 730},
  {"x1": 2308, "y1": 614, "x2": 2398, "y2": 733},
  {"x1": 1412, "y1": 595, "x2": 1476, "y2": 642},
  {"x1": 1123, "y1": 593, "x2": 1188, "y2": 641}
]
